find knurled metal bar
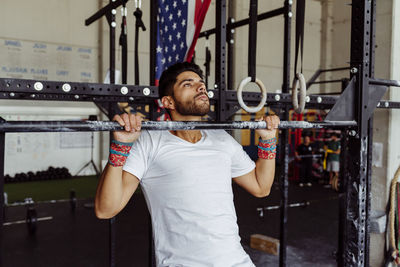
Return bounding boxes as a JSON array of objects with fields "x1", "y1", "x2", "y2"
[{"x1": 0, "y1": 120, "x2": 358, "y2": 133}]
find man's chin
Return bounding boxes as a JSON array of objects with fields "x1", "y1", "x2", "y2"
[{"x1": 197, "y1": 104, "x2": 210, "y2": 116}]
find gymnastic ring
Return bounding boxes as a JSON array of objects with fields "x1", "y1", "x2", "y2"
[
  {"x1": 291, "y1": 73, "x2": 306, "y2": 114},
  {"x1": 237, "y1": 77, "x2": 267, "y2": 113}
]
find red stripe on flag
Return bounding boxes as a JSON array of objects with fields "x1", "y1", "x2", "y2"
[
  {"x1": 186, "y1": 0, "x2": 211, "y2": 62},
  {"x1": 194, "y1": 0, "x2": 202, "y2": 24}
]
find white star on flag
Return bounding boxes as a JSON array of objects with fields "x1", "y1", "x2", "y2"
[{"x1": 155, "y1": 0, "x2": 211, "y2": 84}]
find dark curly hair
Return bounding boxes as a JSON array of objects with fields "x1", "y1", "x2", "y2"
[{"x1": 158, "y1": 62, "x2": 204, "y2": 98}]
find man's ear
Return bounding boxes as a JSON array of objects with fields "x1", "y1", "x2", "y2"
[{"x1": 161, "y1": 96, "x2": 175, "y2": 110}]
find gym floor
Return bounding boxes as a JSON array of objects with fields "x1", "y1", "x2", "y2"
[{"x1": 3, "y1": 180, "x2": 339, "y2": 267}]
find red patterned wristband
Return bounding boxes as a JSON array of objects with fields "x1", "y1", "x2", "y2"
[
  {"x1": 108, "y1": 140, "x2": 133, "y2": 167},
  {"x1": 258, "y1": 137, "x2": 277, "y2": 160}
]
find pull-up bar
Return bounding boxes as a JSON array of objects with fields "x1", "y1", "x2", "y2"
[{"x1": 0, "y1": 120, "x2": 357, "y2": 133}]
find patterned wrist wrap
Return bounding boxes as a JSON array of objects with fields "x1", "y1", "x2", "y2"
[
  {"x1": 258, "y1": 137, "x2": 277, "y2": 160},
  {"x1": 108, "y1": 140, "x2": 133, "y2": 167}
]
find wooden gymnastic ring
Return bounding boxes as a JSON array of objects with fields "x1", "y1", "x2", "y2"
[
  {"x1": 237, "y1": 77, "x2": 267, "y2": 113},
  {"x1": 292, "y1": 73, "x2": 306, "y2": 114}
]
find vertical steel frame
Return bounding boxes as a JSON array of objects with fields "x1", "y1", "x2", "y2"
[
  {"x1": 108, "y1": 2, "x2": 117, "y2": 266},
  {"x1": 215, "y1": 0, "x2": 227, "y2": 122},
  {"x1": 341, "y1": 0, "x2": 374, "y2": 265},
  {"x1": 149, "y1": 2, "x2": 158, "y2": 266},
  {"x1": 0, "y1": 133, "x2": 4, "y2": 267},
  {"x1": 109, "y1": 0, "x2": 116, "y2": 84},
  {"x1": 150, "y1": 0, "x2": 157, "y2": 86},
  {"x1": 279, "y1": 1, "x2": 292, "y2": 266}
]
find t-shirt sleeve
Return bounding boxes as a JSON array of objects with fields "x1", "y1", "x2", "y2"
[
  {"x1": 122, "y1": 131, "x2": 152, "y2": 180},
  {"x1": 224, "y1": 132, "x2": 256, "y2": 178}
]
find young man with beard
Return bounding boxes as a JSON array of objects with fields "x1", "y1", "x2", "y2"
[{"x1": 95, "y1": 62, "x2": 280, "y2": 266}]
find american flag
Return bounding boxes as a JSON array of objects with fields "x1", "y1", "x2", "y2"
[{"x1": 155, "y1": 0, "x2": 211, "y2": 82}]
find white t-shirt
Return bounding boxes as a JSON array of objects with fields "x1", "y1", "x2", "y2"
[{"x1": 123, "y1": 130, "x2": 256, "y2": 267}]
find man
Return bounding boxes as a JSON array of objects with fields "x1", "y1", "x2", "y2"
[
  {"x1": 95, "y1": 62, "x2": 280, "y2": 266},
  {"x1": 326, "y1": 133, "x2": 341, "y2": 186},
  {"x1": 295, "y1": 134, "x2": 314, "y2": 187}
]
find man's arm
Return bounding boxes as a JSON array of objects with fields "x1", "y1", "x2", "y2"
[
  {"x1": 233, "y1": 115, "x2": 280, "y2": 198},
  {"x1": 94, "y1": 113, "x2": 143, "y2": 219},
  {"x1": 95, "y1": 166, "x2": 140, "y2": 218},
  {"x1": 233, "y1": 155, "x2": 276, "y2": 197}
]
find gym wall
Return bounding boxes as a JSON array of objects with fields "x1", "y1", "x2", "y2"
[{"x1": 0, "y1": 0, "x2": 102, "y2": 176}]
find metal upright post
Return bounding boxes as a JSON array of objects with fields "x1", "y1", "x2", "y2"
[
  {"x1": 248, "y1": 0, "x2": 257, "y2": 82},
  {"x1": 150, "y1": 0, "x2": 157, "y2": 86},
  {"x1": 227, "y1": 17, "x2": 235, "y2": 91},
  {"x1": 149, "y1": 2, "x2": 157, "y2": 266},
  {"x1": 109, "y1": 2, "x2": 117, "y2": 266},
  {"x1": 279, "y1": 1, "x2": 292, "y2": 267},
  {"x1": 215, "y1": 0, "x2": 227, "y2": 121},
  {"x1": 110, "y1": 0, "x2": 116, "y2": 84},
  {"x1": 341, "y1": 0, "x2": 373, "y2": 265},
  {"x1": 0, "y1": 132, "x2": 5, "y2": 267},
  {"x1": 365, "y1": 0, "x2": 376, "y2": 263}
]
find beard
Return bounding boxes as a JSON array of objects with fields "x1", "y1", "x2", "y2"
[{"x1": 172, "y1": 93, "x2": 210, "y2": 116}]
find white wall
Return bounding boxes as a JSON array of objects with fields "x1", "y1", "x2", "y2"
[{"x1": 0, "y1": 0, "x2": 103, "y2": 176}]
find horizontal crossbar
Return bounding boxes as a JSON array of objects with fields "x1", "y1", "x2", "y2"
[{"x1": 0, "y1": 120, "x2": 357, "y2": 133}]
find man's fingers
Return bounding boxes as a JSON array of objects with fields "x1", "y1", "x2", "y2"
[
  {"x1": 272, "y1": 115, "x2": 280, "y2": 129},
  {"x1": 266, "y1": 116, "x2": 273, "y2": 130},
  {"x1": 113, "y1": 114, "x2": 125, "y2": 127},
  {"x1": 136, "y1": 115, "x2": 143, "y2": 131},
  {"x1": 120, "y1": 113, "x2": 131, "y2": 131},
  {"x1": 129, "y1": 114, "x2": 137, "y2": 132}
]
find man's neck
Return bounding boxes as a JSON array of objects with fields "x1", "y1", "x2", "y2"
[{"x1": 169, "y1": 113, "x2": 203, "y2": 143}]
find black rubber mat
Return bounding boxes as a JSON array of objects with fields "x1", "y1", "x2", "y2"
[{"x1": 3, "y1": 181, "x2": 339, "y2": 267}]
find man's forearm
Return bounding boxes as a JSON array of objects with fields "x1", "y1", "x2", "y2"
[
  {"x1": 95, "y1": 164, "x2": 125, "y2": 218},
  {"x1": 254, "y1": 136, "x2": 277, "y2": 195},
  {"x1": 95, "y1": 140, "x2": 134, "y2": 218},
  {"x1": 255, "y1": 157, "x2": 276, "y2": 195}
]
